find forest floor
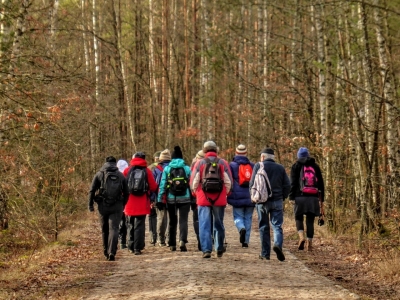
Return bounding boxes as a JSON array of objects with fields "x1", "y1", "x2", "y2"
[{"x1": 0, "y1": 205, "x2": 399, "y2": 299}]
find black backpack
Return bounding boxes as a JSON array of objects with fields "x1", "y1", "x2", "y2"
[
  {"x1": 201, "y1": 158, "x2": 223, "y2": 195},
  {"x1": 127, "y1": 167, "x2": 149, "y2": 196},
  {"x1": 99, "y1": 170, "x2": 122, "y2": 206},
  {"x1": 167, "y1": 167, "x2": 189, "y2": 196}
]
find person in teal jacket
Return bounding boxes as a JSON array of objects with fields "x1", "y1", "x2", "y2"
[{"x1": 157, "y1": 146, "x2": 192, "y2": 252}]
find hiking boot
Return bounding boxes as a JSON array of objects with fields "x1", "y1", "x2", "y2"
[
  {"x1": 202, "y1": 252, "x2": 211, "y2": 258},
  {"x1": 159, "y1": 242, "x2": 166, "y2": 247},
  {"x1": 242, "y1": 243, "x2": 248, "y2": 248},
  {"x1": 179, "y1": 241, "x2": 187, "y2": 252},
  {"x1": 103, "y1": 250, "x2": 108, "y2": 259},
  {"x1": 134, "y1": 249, "x2": 141, "y2": 255},
  {"x1": 306, "y1": 240, "x2": 313, "y2": 251},
  {"x1": 239, "y1": 228, "x2": 246, "y2": 244},
  {"x1": 170, "y1": 246, "x2": 176, "y2": 251},
  {"x1": 217, "y1": 250, "x2": 224, "y2": 258},
  {"x1": 120, "y1": 244, "x2": 127, "y2": 250},
  {"x1": 259, "y1": 255, "x2": 270, "y2": 260},
  {"x1": 273, "y1": 245, "x2": 285, "y2": 261},
  {"x1": 298, "y1": 232, "x2": 305, "y2": 250},
  {"x1": 108, "y1": 254, "x2": 115, "y2": 261}
]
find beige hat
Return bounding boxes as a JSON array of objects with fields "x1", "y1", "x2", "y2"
[
  {"x1": 235, "y1": 144, "x2": 247, "y2": 156},
  {"x1": 195, "y1": 150, "x2": 205, "y2": 159},
  {"x1": 159, "y1": 149, "x2": 171, "y2": 161},
  {"x1": 203, "y1": 141, "x2": 217, "y2": 153}
]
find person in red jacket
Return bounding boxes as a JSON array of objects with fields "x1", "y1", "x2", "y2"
[
  {"x1": 190, "y1": 141, "x2": 232, "y2": 258},
  {"x1": 123, "y1": 152, "x2": 157, "y2": 255}
]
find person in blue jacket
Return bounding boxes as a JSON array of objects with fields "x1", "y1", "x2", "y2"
[
  {"x1": 157, "y1": 146, "x2": 192, "y2": 252},
  {"x1": 227, "y1": 144, "x2": 255, "y2": 248}
]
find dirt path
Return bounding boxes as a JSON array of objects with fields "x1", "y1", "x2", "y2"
[{"x1": 81, "y1": 206, "x2": 360, "y2": 300}]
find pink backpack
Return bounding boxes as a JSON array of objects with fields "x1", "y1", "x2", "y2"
[{"x1": 299, "y1": 165, "x2": 319, "y2": 195}]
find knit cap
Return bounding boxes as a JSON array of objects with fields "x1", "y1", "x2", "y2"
[
  {"x1": 297, "y1": 147, "x2": 310, "y2": 158},
  {"x1": 203, "y1": 141, "x2": 217, "y2": 153},
  {"x1": 117, "y1": 159, "x2": 128, "y2": 173},
  {"x1": 235, "y1": 144, "x2": 247, "y2": 156},
  {"x1": 133, "y1": 152, "x2": 146, "y2": 159},
  {"x1": 172, "y1": 146, "x2": 183, "y2": 159},
  {"x1": 260, "y1": 148, "x2": 274, "y2": 155},
  {"x1": 159, "y1": 149, "x2": 171, "y2": 161}
]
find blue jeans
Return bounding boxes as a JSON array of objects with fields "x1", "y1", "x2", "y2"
[
  {"x1": 256, "y1": 200, "x2": 283, "y2": 258},
  {"x1": 198, "y1": 205, "x2": 225, "y2": 253},
  {"x1": 233, "y1": 206, "x2": 254, "y2": 244}
]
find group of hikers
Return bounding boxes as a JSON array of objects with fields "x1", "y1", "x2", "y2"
[{"x1": 88, "y1": 141, "x2": 325, "y2": 262}]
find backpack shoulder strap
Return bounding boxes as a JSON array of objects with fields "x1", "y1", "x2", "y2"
[
  {"x1": 156, "y1": 164, "x2": 164, "y2": 172},
  {"x1": 100, "y1": 170, "x2": 106, "y2": 190}
]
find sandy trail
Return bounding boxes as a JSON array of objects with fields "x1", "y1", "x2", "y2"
[{"x1": 82, "y1": 206, "x2": 359, "y2": 300}]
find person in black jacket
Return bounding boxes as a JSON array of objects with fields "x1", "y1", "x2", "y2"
[
  {"x1": 288, "y1": 147, "x2": 325, "y2": 252},
  {"x1": 88, "y1": 156, "x2": 129, "y2": 261}
]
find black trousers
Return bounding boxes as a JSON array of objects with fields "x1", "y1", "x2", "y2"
[
  {"x1": 127, "y1": 215, "x2": 146, "y2": 251},
  {"x1": 119, "y1": 213, "x2": 127, "y2": 245},
  {"x1": 295, "y1": 213, "x2": 316, "y2": 238},
  {"x1": 148, "y1": 207, "x2": 157, "y2": 243},
  {"x1": 98, "y1": 210, "x2": 123, "y2": 256},
  {"x1": 167, "y1": 203, "x2": 190, "y2": 247}
]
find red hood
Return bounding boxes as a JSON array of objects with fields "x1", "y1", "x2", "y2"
[
  {"x1": 205, "y1": 152, "x2": 218, "y2": 159},
  {"x1": 129, "y1": 157, "x2": 148, "y2": 168}
]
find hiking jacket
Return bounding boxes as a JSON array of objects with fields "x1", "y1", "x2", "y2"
[
  {"x1": 288, "y1": 157, "x2": 325, "y2": 202},
  {"x1": 151, "y1": 160, "x2": 171, "y2": 203},
  {"x1": 88, "y1": 162, "x2": 129, "y2": 214},
  {"x1": 249, "y1": 159, "x2": 290, "y2": 202},
  {"x1": 157, "y1": 158, "x2": 192, "y2": 204},
  {"x1": 190, "y1": 152, "x2": 232, "y2": 207},
  {"x1": 123, "y1": 157, "x2": 158, "y2": 216},
  {"x1": 227, "y1": 156, "x2": 255, "y2": 207}
]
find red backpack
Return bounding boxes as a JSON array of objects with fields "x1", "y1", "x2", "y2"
[{"x1": 238, "y1": 164, "x2": 253, "y2": 187}]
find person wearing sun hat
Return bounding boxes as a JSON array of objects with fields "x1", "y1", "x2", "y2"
[
  {"x1": 157, "y1": 146, "x2": 192, "y2": 252},
  {"x1": 151, "y1": 149, "x2": 172, "y2": 247},
  {"x1": 289, "y1": 147, "x2": 325, "y2": 252},
  {"x1": 227, "y1": 144, "x2": 255, "y2": 248},
  {"x1": 249, "y1": 147, "x2": 290, "y2": 262}
]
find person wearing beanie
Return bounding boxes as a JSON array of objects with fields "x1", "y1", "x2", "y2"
[
  {"x1": 157, "y1": 146, "x2": 192, "y2": 252},
  {"x1": 123, "y1": 152, "x2": 158, "y2": 255},
  {"x1": 88, "y1": 156, "x2": 129, "y2": 261},
  {"x1": 289, "y1": 147, "x2": 325, "y2": 252},
  {"x1": 190, "y1": 141, "x2": 232, "y2": 258},
  {"x1": 249, "y1": 147, "x2": 290, "y2": 262},
  {"x1": 297, "y1": 147, "x2": 310, "y2": 159},
  {"x1": 227, "y1": 144, "x2": 255, "y2": 248},
  {"x1": 235, "y1": 144, "x2": 247, "y2": 156},
  {"x1": 151, "y1": 149, "x2": 172, "y2": 247}
]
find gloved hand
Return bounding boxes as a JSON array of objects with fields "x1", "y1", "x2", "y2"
[
  {"x1": 89, "y1": 205, "x2": 94, "y2": 212},
  {"x1": 156, "y1": 202, "x2": 165, "y2": 210},
  {"x1": 190, "y1": 202, "x2": 197, "y2": 211},
  {"x1": 289, "y1": 200, "x2": 295, "y2": 205}
]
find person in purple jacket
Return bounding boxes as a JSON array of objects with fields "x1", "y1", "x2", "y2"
[{"x1": 227, "y1": 144, "x2": 255, "y2": 248}]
